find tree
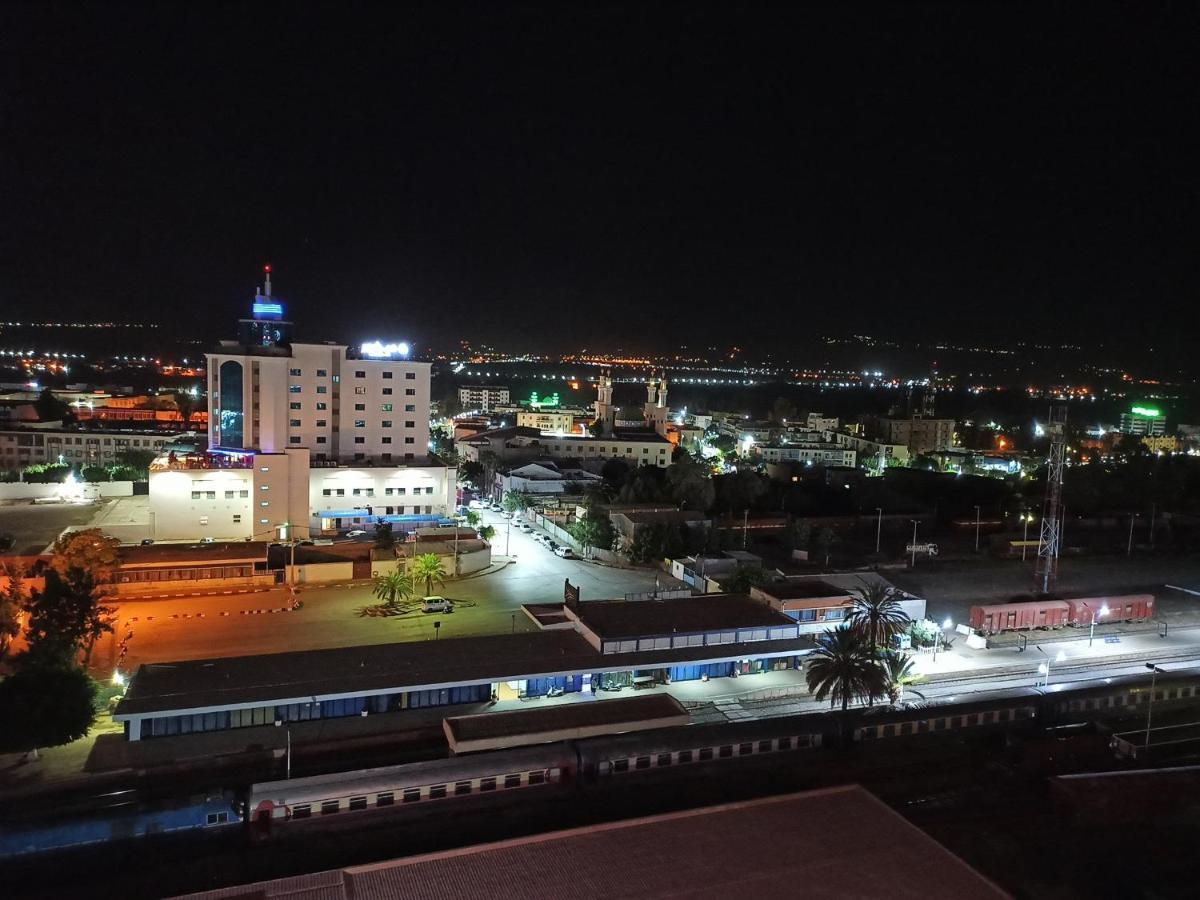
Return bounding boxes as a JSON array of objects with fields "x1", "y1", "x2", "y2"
[
  {"x1": 373, "y1": 521, "x2": 396, "y2": 550},
  {"x1": 784, "y1": 518, "x2": 811, "y2": 552},
  {"x1": 173, "y1": 390, "x2": 197, "y2": 428},
  {"x1": 114, "y1": 448, "x2": 158, "y2": 479},
  {"x1": 0, "y1": 663, "x2": 96, "y2": 755},
  {"x1": 371, "y1": 570, "x2": 413, "y2": 609},
  {"x1": 666, "y1": 451, "x2": 715, "y2": 511},
  {"x1": 51, "y1": 529, "x2": 120, "y2": 586},
  {"x1": 464, "y1": 510, "x2": 481, "y2": 529},
  {"x1": 34, "y1": 388, "x2": 70, "y2": 423},
  {"x1": 814, "y1": 527, "x2": 837, "y2": 565},
  {"x1": 804, "y1": 628, "x2": 882, "y2": 713},
  {"x1": 457, "y1": 460, "x2": 484, "y2": 488},
  {"x1": 478, "y1": 524, "x2": 496, "y2": 542},
  {"x1": 0, "y1": 564, "x2": 25, "y2": 663},
  {"x1": 600, "y1": 458, "x2": 632, "y2": 492},
  {"x1": 81, "y1": 465, "x2": 110, "y2": 483},
  {"x1": 877, "y1": 651, "x2": 921, "y2": 706},
  {"x1": 845, "y1": 580, "x2": 911, "y2": 654},
  {"x1": 24, "y1": 568, "x2": 114, "y2": 666},
  {"x1": 570, "y1": 501, "x2": 615, "y2": 558},
  {"x1": 721, "y1": 564, "x2": 769, "y2": 593},
  {"x1": 409, "y1": 553, "x2": 446, "y2": 596},
  {"x1": 715, "y1": 469, "x2": 766, "y2": 512},
  {"x1": 502, "y1": 491, "x2": 533, "y2": 514}
]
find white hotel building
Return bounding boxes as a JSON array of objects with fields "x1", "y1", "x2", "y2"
[{"x1": 149, "y1": 272, "x2": 455, "y2": 541}]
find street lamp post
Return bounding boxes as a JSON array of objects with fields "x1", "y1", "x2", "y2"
[
  {"x1": 1086, "y1": 602, "x2": 1109, "y2": 648},
  {"x1": 974, "y1": 505, "x2": 982, "y2": 553},
  {"x1": 1036, "y1": 646, "x2": 1066, "y2": 687},
  {"x1": 274, "y1": 720, "x2": 291, "y2": 779},
  {"x1": 932, "y1": 618, "x2": 953, "y2": 662},
  {"x1": 1022, "y1": 514, "x2": 1033, "y2": 561},
  {"x1": 1127, "y1": 514, "x2": 1139, "y2": 557},
  {"x1": 910, "y1": 520, "x2": 919, "y2": 568},
  {"x1": 1145, "y1": 663, "x2": 1165, "y2": 752},
  {"x1": 875, "y1": 507, "x2": 883, "y2": 555}
]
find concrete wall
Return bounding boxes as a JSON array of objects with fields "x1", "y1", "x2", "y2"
[{"x1": 289, "y1": 561, "x2": 355, "y2": 583}]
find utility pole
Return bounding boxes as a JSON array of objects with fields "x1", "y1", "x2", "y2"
[
  {"x1": 1034, "y1": 405, "x2": 1067, "y2": 594},
  {"x1": 742, "y1": 508, "x2": 749, "y2": 549},
  {"x1": 974, "y1": 505, "x2": 981, "y2": 553},
  {"x1": 1149, "y1": 502, "x2": 1156, "y2": 547},
  {"x1": 1145, "y1": 663, "x2": 1165, "y2": 751},
  {"x1": 909, "y1": 520, "x2": 918, "y2": 568},
  {"x1": 875, "y1": 507, "x2": 883, "y2": 555},
  {"x1": 1127, "y1": 514, "x2": 1138, "y2": 557}
]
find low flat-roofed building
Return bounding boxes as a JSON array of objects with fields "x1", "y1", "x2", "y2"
[
  {"x1": 443, "y1": 693, "x2": 688, "y2": 754},
  {"x1": 112, "y1": 541, "x2": 273, "y2": 596},
  {"x1": 170, "y1": 786, "x2": 1009, "y2": 900},
  {"x1": 114, "y1": 593, "x2": 808, "y2": 741},
  {"x1": 752, "y1": 573, "x2": 926, "y2": 632}
]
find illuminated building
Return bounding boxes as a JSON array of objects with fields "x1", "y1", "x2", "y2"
[
  {"x1": 457, "y1": 384, "x2": 510, "y2": 413},
  {"x1": 1119, "y1": 405, "x2": 1166, "y2": 437}
]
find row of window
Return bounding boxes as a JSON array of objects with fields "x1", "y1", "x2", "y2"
[
  {"x1": 288, "y1": 769, "x2": 550, "y2": 819},
  {"x1": 320, "y1": 486, "x2": 435, "y2": 496},
  {"x1": 290, "y1": 436, "x2": 416, "y2": 445},
  {"x1": 288, "y1": 368, "x2": 417, "y2": 381},
  {"x1": 115, "y1": 565, "x2": 254, "y2": 583},
  {"x1": 290, "y1": 385, "x2": 417, "y2": 396},
  {"x1": 601, "y1": 734, "x2": 817, "y2": 775},
  {"x1": 191, "y1": 490, "x2": 250, "y2": 500},
  {"x1": 1061, "y1": 684, "x2": 1198, "y2": 713},
  {"x1": 855, "y1": 706, "x2": 1036, "y2": 740}
]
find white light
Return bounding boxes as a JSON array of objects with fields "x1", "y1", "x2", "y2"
[
  {"x1": 1037, "y1": 663, "x2": 1048, "y2": 675},
  {"x1": 1055, "y1": 651, "x2": 1066, "y2": 662},
  {"x1": 111, "y1": 670, "x2": 125, "y2": 687},
  {"x1": 942, "y1": 618, "x2": 953, "y2": 629},
  {"x1": 360, "y1": 340, "x2": 410, "y2": 358}
]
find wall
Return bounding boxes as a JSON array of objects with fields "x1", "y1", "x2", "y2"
[
  {"x1": 0, "y1": 480, "x2": 134, "y2": 501},
  {"x1": 290, "y1": 561, "x2": 355, "y2": 583},
  {"x1": 149, "y1": 466, "x2": 255, "y2": 541}
]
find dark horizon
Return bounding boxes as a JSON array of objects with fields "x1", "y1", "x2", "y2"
[{"x1": 3, "y1": 3, "x2": 1197, "y2": 357}]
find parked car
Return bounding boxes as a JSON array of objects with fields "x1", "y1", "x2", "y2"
[
  {"x1": 532, "y1": 533, "x2": 548, "y2": 546},
  {"x1": 139, "y1": 538, "x2": 155, "y2": 546},
  {"x1": 468, "y1": 499, "x2": 488, "y2": 510},
  {"x1": 501, "y1": 510, "x2": 513, "y2": 519},
  {"x1": 516, "y1": 522, "x2": 532, "y2": 532},
  {"x1": 421, "y1": 596, "x2": 452, "y2": 613},
  {"x1": 489, "y1": 503, "x2": 503, "y2": 512},
  {"x1": 198, "y1": 536, "x2": 216, "y2": 545},
  {"x1": 554, "y1": 546, "x2": 576, "y2": 559},
  {"x1": 346, "y1": 529, "x2": 367, "y2": 537},
  {"x1": 546, "y1": 541, "x2": 560, "y2": 552}
]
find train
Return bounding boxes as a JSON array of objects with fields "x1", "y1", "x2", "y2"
[
  {"x1": 969, "y1": 594, "x2": 1155, "y2": 636},
  {"x1": 6, "y1": 664, "x2": 1199, "y2": 855}
]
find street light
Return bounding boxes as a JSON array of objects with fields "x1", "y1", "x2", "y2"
[
  {"x1": 1145, "y1": 663, "x2": 1166, "y2": 752},
  {"x1": 932, "y1": 617, "x2": 954, "y2": 662},
  {"x1": 910, "y1": 519, "x2": 919, "y2": 568},
  {"x1": 1127, "y1": 513, "x2": 1139, "y2": 557},
  {"x1": 1086, "y1": 602, "x2": 1109, "y2": 648},
  {"x1": 875, "y1": 507, "x2": 883, "y2": 555},
  {"x1": 1035, "y1": 646, "x2": 1066, "y2": 687},
  {"x1": 1022, "y1": 513, "x2": 1034, "y2": 561},
  {"x1": 974, "y1": 505, "x2": 982, "y2": 553},
  {"x1": 274, "y1": 720, "x2": 291, "y2": 780}
]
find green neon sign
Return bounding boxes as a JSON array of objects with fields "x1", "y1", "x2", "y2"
[
  {"x1": 528, "y1": 391, "x2": 561, "y2": 409},
  {"x1": 1131, "y1": 406, "x2": 1161, "y2": 417}
]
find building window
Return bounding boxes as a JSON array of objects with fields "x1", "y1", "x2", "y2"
[
  {"x1": 260, "y1": 518, "x2": 269, "y2": 524},
  {"x1": 289, "y1": 368, "x2": 302, "y2": 376},
  {"x1": 289, "y1": 402, "x2": 301, "y2": 410},
  {"x1": 405, "y1": 372, "x2": 416, "y2": 380},
  {"x1": 354, "y1": 403, "x2": 365, "y2": 411},
  {"x1": 382, "y1": 387, "x2": 393, "y2": 395},
  {"x1": 232, "y1": 514, "x2": 241, "y2": 523},
  {"x1": 381, "y1": 404, "x2": 393, "y2": 412},
  {"x1": 199, "y1": 515, "x2": 209, "y2": 525},
  {"x1": 289, "y1": 419, "x2": 301, "y2": 427},
  {"x1": 405, "y1": 420, "x2": 415, "y2": 428},
  {"x1": 355, "y1": 370, "x2": 365, "y2": 378},
  {"x1": 260, "y1": 485, "x2": 269, "y2": 491},
  {"x1": 405, "y1": 388, "x2": 416, "y2": 395},
  {"x1": 316, "y1": 369, "x2": 327, "y2": 377},
  {"x1": 316, "y1": 419, "x2": 327, "y2": 427},
  {"x1": 316, "y1": 402, "x2": 327, "y2": 410},
  {"x1": 354, "y1": 437, "x2": 365, "y2": 444},
  {"x1": 382, "y1": 437, "x2": 392, "y2": 444},
  {"x1": 404, "y1": 437, "x2": 415, "y2": 444},
  {"x1": 288, "y1": 385, "x2": 302, "y2": 393},
  {"x1": 405, "y1": 404, "x2": 415, "y2": 412},
  {"x1": 382, "y1": 420, "x2": 392, "y2": 428},
  {"x1": 354, "y1": 387, "x2": 366, "y2": 395},
  {"x1": 323, "y1": 489, "x2": 331, "y2": 496},
  {"x1": 354, "y1": 420, "x2": 366, "y2": 428},
  {"x1": 289, "y1": 436, "x2": 301, "y2": 444},
  {"x1": 316, "y1": 386, "x2": 327, "y2": 394},
  {"x1": 260, "y1": 500, "x2": 269, "y2": 507},
  {"x1": 383, "y1": 371, "x2": 393, "y2": 379}
]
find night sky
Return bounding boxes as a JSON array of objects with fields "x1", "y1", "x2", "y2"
[{"x1": 2, "y1": 2, "x2": 1196, "y2": 354}]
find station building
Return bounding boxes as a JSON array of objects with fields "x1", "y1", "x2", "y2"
[{"x1": 113, "y1": 593, "x2": 809, "y2": 741}]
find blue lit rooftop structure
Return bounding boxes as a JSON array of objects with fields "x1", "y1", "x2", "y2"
[{"x1": 238, "y1": 265, "x2": 293, "y2": 347}]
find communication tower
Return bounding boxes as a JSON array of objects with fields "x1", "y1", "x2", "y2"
[{"x1": 1033, "y1": 404, "x2": 1068, "y2": 594}]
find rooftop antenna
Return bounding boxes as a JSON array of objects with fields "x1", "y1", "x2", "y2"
[
  {"x1": 1034, "y1": 404, "x2": 1068, "y2": 594},
  {"x1": 263, "y1": 264, "x2": 273, "y2": 297}
]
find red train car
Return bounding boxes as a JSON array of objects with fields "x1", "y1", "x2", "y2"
[
  {"x1": 970, "y1": 600, "x2": 1071, "y2": 635},
  {"x1": 1065, "y1": 594, "x2": 1155, "y2": 627}
]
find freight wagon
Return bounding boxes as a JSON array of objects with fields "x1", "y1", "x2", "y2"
[{"x1": 970, "y1": 599, "x2": 1070, "y2": 635}]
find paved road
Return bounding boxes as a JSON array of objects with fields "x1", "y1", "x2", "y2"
[
  {"x1": 93, "y1": 510, "x2": 665, "y2": 673},
  {"x1": 0, "y1": 499, "x2": 98, "y2": 554}
]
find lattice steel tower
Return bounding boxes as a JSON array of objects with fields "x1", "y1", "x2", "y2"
[{"x1": 1034, "y1": 405, "x2": 1068, "y2": 594}]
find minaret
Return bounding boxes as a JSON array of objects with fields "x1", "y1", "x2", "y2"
[
  {"x1": 644, "y1": 373, "x2": 658, "y2": 424},
  {"x1": 653, "y1": 374, "x2": 670, "y2": 435},
  {"x1": 594, "y1": 369, "x2": 615, "y2": 435}
]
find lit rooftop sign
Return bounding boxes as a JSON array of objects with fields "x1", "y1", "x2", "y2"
[
  {"x1": 1131, "y1": 406, "x2": 1161, "y2": 417},
  {"x1": 252, "y1": 301, "x2": 284, "y2": 319},
  {"x1": 361, "y1": 341, "x2": 410, "y2": 358},
  {"x1": 528, "y1": 391, "x2": 560, "y2": 408}
]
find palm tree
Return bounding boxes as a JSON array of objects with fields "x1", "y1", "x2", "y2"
[
  {"x1": 371, "y1": 570, "x2": 413, "y2": 610},
  {"x1": 804, "y1": 628, "x2": 881, "y2": 713},
  {"x1": 877, "y1": 651, "x2": 921, "y2": 706},
  {"x1": 409, "y1": 553, "x2": 446, "y2": 596},
  {"x1": 845, "y1": 579, "x2": 911, "y2": 655}
]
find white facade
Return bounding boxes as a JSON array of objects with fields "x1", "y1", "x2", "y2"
[
  {"x1": 309, "y1": 462, "x2": 456, "y2": 533},
  {"x1": 149, "y1": 449, "x2": 311, "y2": 541},
  {"x1": 758, "y1": 443, "x2": 856, "y2": 467},
  {"x1": 458, "y1": 385, "x2": 510, "y2": 413},
  {"x1": 207, "y1": 344, "x2": 431, "y2": 464}
]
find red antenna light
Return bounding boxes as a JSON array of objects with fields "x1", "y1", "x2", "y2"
[{"x1": 264, "y1": 264, "x2": 272, "y2": 273}]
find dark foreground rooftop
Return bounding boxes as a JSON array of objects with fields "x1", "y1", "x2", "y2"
[
  {"x1": 172, "y1": 786, "x2": 1009, "y2": 900},
  {"x1": 444, "y1": 694, "x2": 688, "y2": 745},
  {"x1": 573, "y1": 592, "x2": 795, "y2": 639}
]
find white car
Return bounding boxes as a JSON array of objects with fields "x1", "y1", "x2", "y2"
[
  {"x1": 516, "y1": 522, "x2": 532, "y2": 532},
  {"x1": 346, "y1": 529, "x2": 367, "y2": 538},
  {"x1": 421, "y1": 596, "x2": 452, "y2": 613},
  {"x1": 468, "y1": 499, "x2": 488, "y2": 510},
  {"x1": 532, "y1": 533, "x2": 548, "y2": 546},
  {"x1": 554, "y1": 546, "x2": 576, "y2": 559}
]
